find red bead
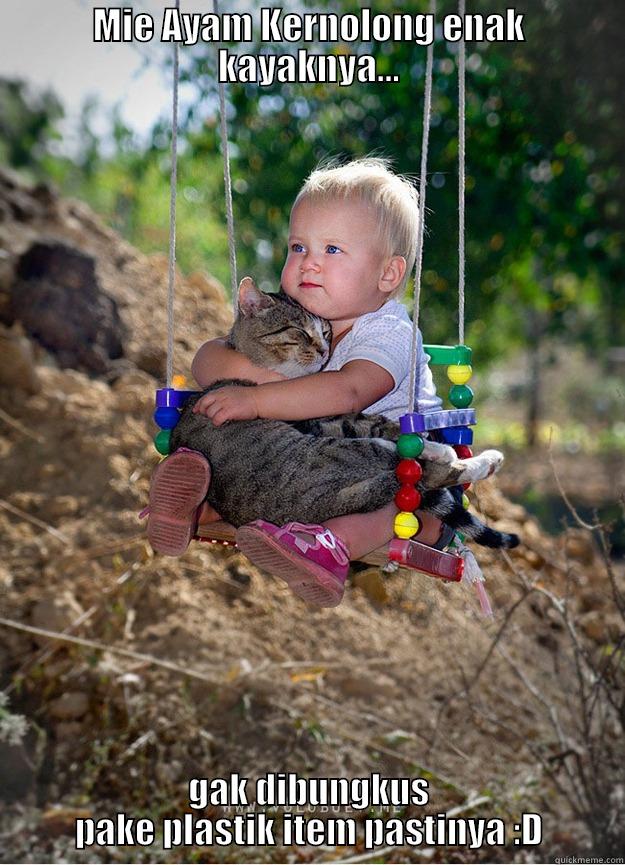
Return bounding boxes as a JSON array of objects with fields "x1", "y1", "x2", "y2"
[
  {"x1": 394, "y1": 485, "x2": 422, "y2": 512},
  {"x1": 462, "y1": 482, "x2": 471, "y2": 491},
  {"x1": 395, "y1": 459, "x2": 423, "y2": 484},
  {"x1": 454, "y1": 445, "x2": 473, "y2": 459}
]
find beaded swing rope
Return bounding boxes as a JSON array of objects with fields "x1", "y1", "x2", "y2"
[
  {"x1": 154, "y1": 0, "x2": 240, "y2": 458},
  {"x1": 152, "y1": 1, "x2": 481, "y2": 575},
  {"x1": 153, "y1": 0, "x2": 238, "y2": 547},
  {"x1": 387, "y1": 0, "x2": 478, "y2": 581}
]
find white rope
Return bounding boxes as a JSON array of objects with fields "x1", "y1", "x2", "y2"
[
  {"x1": 408, "y1": 0, "x2": 436, "y2": 413},
  {"x1": 213, "y1": 0, "x2": 239, "y2": 309},
  {"x1": 458, "y1": 0, "x2": 466, "y2": 345},
  {"x1": 165, "y1": 0, "x2": 180, "y2": 389}
]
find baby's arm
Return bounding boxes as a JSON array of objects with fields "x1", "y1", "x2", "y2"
[
  {"x1": 192, "y1": 338, "x2": 285, "y2": 387},
  {"x1": 193, "y1": 360, "x2": 394, "y2": 425}
]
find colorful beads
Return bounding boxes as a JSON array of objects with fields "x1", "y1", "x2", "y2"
[
  {"x1": 395, "y1": 458, "x2": 423, "y2": 484},
  {"x1": 394, "y1": 485, "x2": 422, "y2": 512},
  {"x1": 442, "y1": 425, "x2": 474, "y2": 444},
  {"x1": 397, "y1": 433, "x2": 424, "y2": 458},
  {"x1": 154, "y1": 428, "x2": 172, "y2": 455},
  {"x1": 454, "y1": 445, "x2": 473, "y2": 459},
  {"x1": 394, "y1": 511, "x2": 421, "y2": 539},
  {"x1": 449, "y1": 384, "x2": 474, "y2": 408},
  {"x1": 154, "y1": 406, "x2": 181, "y2": 429},
  {"x1": 447, "y1": 364, "x2": 473, "y2": 385}
]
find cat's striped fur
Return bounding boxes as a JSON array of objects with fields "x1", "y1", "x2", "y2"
[{"x1": 171, "y1": 280, "x2": 519, "y2": 549}]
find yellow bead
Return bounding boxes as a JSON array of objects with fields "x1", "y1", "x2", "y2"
[
  {"x1": 447, "y1": 364, "x2": 473, "y2": 385},
  {"x1": 462, "y1": 493, "x2": 470, "y2": 510},
  {"x1": 394, "y1": 511, "x2": 420, "y2": 539},
  {"x1": 172, "y1": 374, "x2": 187, "y2": 389}
]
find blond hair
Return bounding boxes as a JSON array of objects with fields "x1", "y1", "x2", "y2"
[{"x1": 293, "y1": 156, "x2": 419, "y2": 295}]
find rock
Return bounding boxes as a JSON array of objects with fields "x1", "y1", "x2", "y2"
[
  {"x1": 0, "y1": 562, "x2": 13, "y2": 588},
  {"x1": 352, "y1": 567, "x2": 390, "y2": 605},
  {"x1": 45, "y1": 496, "x2": 80, "y2": 519},
  {"x1": 112, "y1": 369, "x2": 154, "y2": 415},
  {"x1": 578, "y1": 586, "x2": 606, "y2": 613},
  {"x1": 135, "y1": 345, "x2": 166, "y2": 378},
  {"x1": 562, "y1": 529, "x2": 597, "y2": 566},
  {"x1": 108, "y1": 453, "x2": 131, "y2": 479},
  {"x1": 0, "y1": 742, "x2": 36, "y2": 801},
  {"x1": 330, "y1": 671, "x2": 398, "y2": 700},
  {"x1": 49, "y1": 692, "x2": 89, "y2": 720},
  {"x1": 54, "y1": 721, "x2": 84, "y2": 740},
  {"x1": 0, "y1": 323, "x2": 41, "y2": 393},
  {"x1": 3, "y1": 240, "x2": 128, "y2": 375},
  {"x1": 40, "y1": 807, "x2": 93, "y2": 837},
  {"x1": 579, "y1": 610, "x2": 606, "y2": 643}
]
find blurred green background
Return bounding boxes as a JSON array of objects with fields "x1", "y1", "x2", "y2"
[{"x1": 1, "y1": 0, "x2": 624, "y2": 457}]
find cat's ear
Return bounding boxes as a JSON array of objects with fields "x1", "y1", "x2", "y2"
[{"x1": 238, "y1": 277, "x2": 275, "y2": 316}]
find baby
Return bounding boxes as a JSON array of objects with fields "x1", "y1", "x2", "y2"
[{"x1": 149, "y1": 157, "x2": 449, "y2": 605}]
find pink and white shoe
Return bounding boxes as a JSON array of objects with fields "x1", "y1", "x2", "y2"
[
  {"x1": 147, "y1": 449, "x2": 211, "y2": 556},
  {"x1": 235, "y1": 520, "x2": 349, "y2": 607}
]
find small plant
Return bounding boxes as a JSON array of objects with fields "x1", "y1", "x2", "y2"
[{"x1": 0, "y1": 689, "x2": 28, "y2": 747}]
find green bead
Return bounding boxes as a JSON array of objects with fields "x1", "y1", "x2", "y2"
[
  {"x1": 449, "y1": 384, "x2": 474, "y2": 408},
  {"x1": 154, "y1": 428, "x2": 172, "y2": 455},
  {"x1": 397, "y1": 433, "x2": 424, "y2": 458}
]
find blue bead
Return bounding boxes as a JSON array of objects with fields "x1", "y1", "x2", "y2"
[
  {"x1": 441, "y1": 426, "x2": 474, "y2": 444},
  {"x1": 154, "y1": 406, "x2": 180, "y2": 429}
]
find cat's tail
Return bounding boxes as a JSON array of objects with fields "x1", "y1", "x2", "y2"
[{"x1": 421, "y1": 488, "x2": 520, "y2": 549}]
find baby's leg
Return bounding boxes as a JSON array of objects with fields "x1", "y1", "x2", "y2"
[
  {"x1": 197, "y1": 502, "x2": 223, "y2": 524},
  {"x1": 326, "y1": 505, "x2": 443, "y2": 560}
]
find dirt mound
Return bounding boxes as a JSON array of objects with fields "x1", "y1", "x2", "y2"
[
  {"x1": 0, "y1": 166, "x2": 232, "y2": 381},
  {"x1": 0, "y1": 170, "x2": 623, "y2": 862}
]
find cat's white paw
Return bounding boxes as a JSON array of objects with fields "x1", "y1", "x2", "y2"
[
  {"x1": 421, "y1": 440, "x2": 456, "y2": 464},
  {"x1": 455, "y1": 449, "x2": 505, "y2": 484},
  {"x1": 481, "y1": 449, "x2": 504, "y2": 476},
  {"x1": 373, "y1": 438, "x2": 397, "y2": 452}
]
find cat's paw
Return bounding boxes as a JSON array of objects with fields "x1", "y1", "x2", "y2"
[
  {"x1": 479, "y1": 449, "x2": 504, "y2": 477},
  {"x1": 455, "y1": 449, "x2": 505, "y2": 485},
  {"x1": 421, "y1": 441, "x2": 457, "y2": 464}
]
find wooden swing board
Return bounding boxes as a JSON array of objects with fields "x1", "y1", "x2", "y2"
[{"x1": 194, "y1": 523, "x2": 445, "y2": 572}]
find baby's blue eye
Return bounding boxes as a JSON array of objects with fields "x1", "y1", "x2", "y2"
[
  {"x1": 291, "y1": 242, "x2": 305, "y2": 253},
  {"x1": 326, "y1": 245, "x2": 341, "y2": 254}
]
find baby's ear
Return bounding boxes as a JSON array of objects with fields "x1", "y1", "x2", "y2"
[{"x1": 237, "y1": 277, "x2": 274, "y2": 316}]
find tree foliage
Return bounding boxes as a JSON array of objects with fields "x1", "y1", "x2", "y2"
[{"x1": 1, "y1": 0, "x2": 623, "y2": 361}]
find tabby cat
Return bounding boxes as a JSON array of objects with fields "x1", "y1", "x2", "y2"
[{"x1": 171, "y1": 279, "x2": 519, "y2": 549}]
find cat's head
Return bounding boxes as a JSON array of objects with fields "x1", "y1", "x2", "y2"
[{"x1": 229, "y1": 277, "x2": 331, "y2": 377}]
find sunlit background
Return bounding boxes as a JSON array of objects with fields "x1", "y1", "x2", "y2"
[{"x1": 1, "y1": 0, "x2": 624, "y2": 538}]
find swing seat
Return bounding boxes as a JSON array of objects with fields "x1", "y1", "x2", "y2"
[
  {"x1": 193, "y1": 521, "x2": 462, "y2": 577},
  {"x1": 150, "y1": 388, "x2": 467, "y2": 579}
]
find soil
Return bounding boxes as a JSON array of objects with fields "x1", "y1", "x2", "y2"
[{"x1": 0, "y1": 168, "x2": 623, "y2": 863}]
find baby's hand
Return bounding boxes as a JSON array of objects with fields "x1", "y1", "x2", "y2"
[{"x1": 192, "y1": 386, "x2": 259, "y2": 426}]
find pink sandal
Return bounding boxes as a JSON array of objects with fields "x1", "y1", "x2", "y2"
[
  {"x1": 147, "y1": 449, "x2": 211, "y2": 556},
  {"x1": 235, "y1": 520, "x2": 349, "y2": 607}
]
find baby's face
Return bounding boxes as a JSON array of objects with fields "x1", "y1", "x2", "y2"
[{"x1": 281, "y1": 197, "x2": 394, "y2": 333}]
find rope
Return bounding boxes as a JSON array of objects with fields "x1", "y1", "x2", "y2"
[
  {"x1": 213, "y1": 0, "x2": 239, "y2": 308},
  {"x1": 165, "y1": 0, "x2": 180, "y2": 390},
  {"x1": 408, "y1": 0, "x2": 436, "y2": 413},
  {"x1": 458, "y1": 0, "x2": 466, "y2": 345}
]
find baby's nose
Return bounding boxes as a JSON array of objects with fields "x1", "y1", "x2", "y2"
[{"x1": 301, "y1": 251, "x2": 321, "y2": 271}]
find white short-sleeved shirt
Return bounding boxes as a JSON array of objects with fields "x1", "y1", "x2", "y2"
[{"x1": 323, "y1": 299, "x2": 442, "y2": 421}]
